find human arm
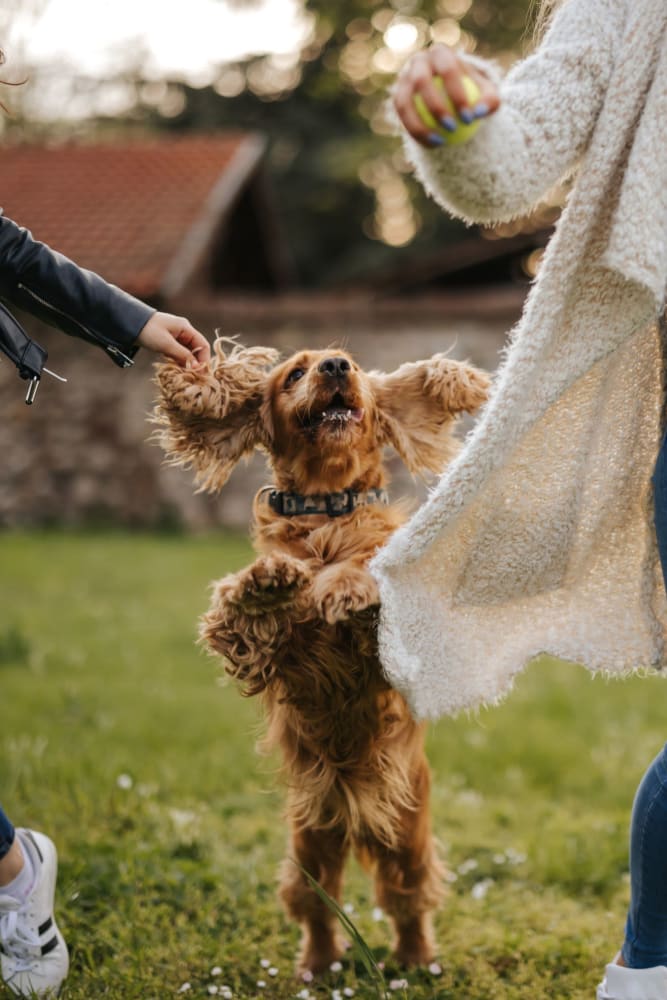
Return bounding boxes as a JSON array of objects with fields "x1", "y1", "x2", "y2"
[
  {"x1": 393, "y1": 0, "x2": 623, "y2": 224},
  {"x1": 0, "y1": 215, "x2": 209, "y2": 368}
]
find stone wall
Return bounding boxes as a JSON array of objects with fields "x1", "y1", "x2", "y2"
[{"x1": 0, "y1": 298, "x2": 517, "y2": 530}]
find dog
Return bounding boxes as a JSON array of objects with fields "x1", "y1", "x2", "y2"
[{"x1": 154, "y1": 339, "x2": 489, "y2": 975}]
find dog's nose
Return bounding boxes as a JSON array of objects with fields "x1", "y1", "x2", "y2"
[{"x1": 318, "y1": 357, "x2": 350, "y2": 379}]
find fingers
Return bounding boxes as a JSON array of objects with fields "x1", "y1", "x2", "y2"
[
  {"x1": 465, "y1": 65, "x2": 501, "y2": 117},
  {"x1": 394, "y1": 52, "x2": 441, "y2": 146},
  {"x1": 429, "y1": 45, "x2": 473, "y2": 120},
  {"x1": 393, "y1": 44, "x2": 500, "y2": 147},
  {"x1": 174, "y1": 322, "x2": 212, "y2": 366},
  {"x1": 163, "y1": 336, "x2": 193, "y2": 368},
  {"x1": 138, "y1": 312, "x2": 211, "y2": 368}
]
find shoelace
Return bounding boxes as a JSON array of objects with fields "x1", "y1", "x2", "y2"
[{"x1": 0, "y1": 900, "x2": 42, "y2": 969}]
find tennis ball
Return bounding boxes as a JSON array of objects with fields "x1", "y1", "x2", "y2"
[{"x1": 414, "y1": 74, "x2": 482, "y2": 146}]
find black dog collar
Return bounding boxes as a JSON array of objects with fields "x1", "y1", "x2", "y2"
[{"x1": 260, "y1": 486, "x2": 389, "y2": 518}]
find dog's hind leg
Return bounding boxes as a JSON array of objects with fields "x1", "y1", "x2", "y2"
[
  {"x1": 280, "y1": 824, "x2": 349, "y2": 976},
  {"x1": 370, "y1": 762, "x2": 445, "y2": 967}
]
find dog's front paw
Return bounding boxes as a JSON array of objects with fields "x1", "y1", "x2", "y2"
[
  {"x1": 314, "y1": 568, "x2": 380, "y2": 625},
  {"x1": 233, "y1": 554, "x2": 313, "y2": 614}
]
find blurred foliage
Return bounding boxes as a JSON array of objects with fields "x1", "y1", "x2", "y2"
[
  {"x1": 5, "y1": 0, "x2": 540, "y2": 286},
  {"x1": 136, "y1": 0, "x2": 537, "y2": 286}
]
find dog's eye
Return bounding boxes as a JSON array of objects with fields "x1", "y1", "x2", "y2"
[{"x1": 284, "y1": 367, "x2": 305, "y2": 388}]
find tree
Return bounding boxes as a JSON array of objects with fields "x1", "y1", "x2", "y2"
[{"x1": 6, "y1": 0, "x2": 538, "y2": 285}]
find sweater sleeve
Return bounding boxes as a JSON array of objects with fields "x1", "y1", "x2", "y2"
[{"x1": 403, "y1": 0, "x2": 622, "y2": 225}]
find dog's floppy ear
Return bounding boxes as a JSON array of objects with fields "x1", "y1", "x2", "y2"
[
  {"x1": 153, "y1": 338, "x2": 280, "y2": 492},
  {"x1": 369, "y1": 354, "x2": 490, "y2": 475}
]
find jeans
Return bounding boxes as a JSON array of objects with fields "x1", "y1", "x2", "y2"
[
  {"x1": 0, "y1": 806, "x2": 15, "y2": 861},
  {"x1": 621, "y1": 429, "x2": 667, "y2": 967}
]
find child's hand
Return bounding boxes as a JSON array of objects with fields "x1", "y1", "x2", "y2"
[
  {"x1": 393, "y1": 44, "x2": 500, "y2": 148},
  {"x1": 138, "y1": 312, "x2": 211, "y2": 367}
]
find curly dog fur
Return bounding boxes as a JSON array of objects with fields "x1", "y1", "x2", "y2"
[{"x1": 154, "y1": 340, "x2": 489, "y2": 974}]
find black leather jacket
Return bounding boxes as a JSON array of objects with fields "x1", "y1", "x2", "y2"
[{"x1": 0, "y1": 213, "x2": 155, "y2": 381}]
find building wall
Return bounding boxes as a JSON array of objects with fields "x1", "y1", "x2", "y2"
[{"x1": 0, "y1": 303, "x2": 515, "y2": 530}]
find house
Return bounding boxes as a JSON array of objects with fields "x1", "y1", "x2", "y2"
[
  {"x1": 0, "y1": 133, "x2": 293, "y2": 529},
  {"x1": 0, "y1": 133, "x2": 291, "y2": 305}
]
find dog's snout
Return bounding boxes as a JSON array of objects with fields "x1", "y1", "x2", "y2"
[{"x1": 318, "y1": 357, "x2": 351, "y2": 379}]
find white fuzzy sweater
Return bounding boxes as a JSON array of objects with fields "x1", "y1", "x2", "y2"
[{"x1": 370, "y1": 0, "x2": 667, "y2": 719}]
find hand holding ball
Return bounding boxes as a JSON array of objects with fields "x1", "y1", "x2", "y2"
[{"x1": 414, "y1": 75, "x2": 482, "y2": 147}]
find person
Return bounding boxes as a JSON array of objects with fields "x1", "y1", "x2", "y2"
[
  {"x1": 0, "y1": 212, "x2": 210, "y2": 998},
  {"x1": 371, "y1": 1, "x2": 667, "y2": 998}
]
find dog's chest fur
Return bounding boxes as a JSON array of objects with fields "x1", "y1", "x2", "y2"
[{"x1": 255, "y1": 505, "x2": 420, "y2": 837}]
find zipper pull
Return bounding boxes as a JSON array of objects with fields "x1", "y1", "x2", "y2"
[
  {"x1": 25, "y1": 376, "x2": 39, "y2": 405},
  {"x1": 106, "y1": 344, "x2": 134, "y2": 368},
  {"x1": 43, "y1": 366, "x2": 67, "y2": 382},
  {"x1": 24, "y1": 367, "x2": 67, "y2": 405}
]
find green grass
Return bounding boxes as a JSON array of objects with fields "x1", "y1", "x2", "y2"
[{"x1": 0, "y1": 531, "x2": 665, "y2": 998}]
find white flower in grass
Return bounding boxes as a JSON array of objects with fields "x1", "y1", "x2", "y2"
[
  {"x1": 137, "y1": 782, "x2": 157, "y2": 798},
  {"x1": 221, "y1": 991, "x2": 232, "y2": 1000},
  {"x1": 457, "y1": 858, "x2": 478, "y2": 875},
  {"x1": 207, "y1": 987, "x2": 219, "y2": 996},
  {"x1": 332, "y1": 991, "x2": 343, "y2": 1000},
  {"x1": 372, "y1": 907, "x2": 384, "y2": 922},
  {"x1": 260, "y1": 959, "x2": 271, "y2": 969},
  {"x1": 177, "y1": 985, "x2": 191, "y2": 994},
  {"x1": 428, "y1": 962, "x2": 442, "y2": 976},
  {"x1": 505, "y1": 847, "x2": 527, "y2": 865},
  {"x1": 343, "y1": 902, "x2": 355, "y2": 915},
  {"x1": 169, "y1": 808, "x2": 196, "y2": 830},
  {"x1": 329, "y1": 960, "x2": 343, "y2": 972},
  {"x1": 257, "y1": 981, "x2": 267, "y2": 989},
  {"x1": 297, "y1": 990, "x2": 311, "y2": 999},
  {"x1": 343, "y1": 988, "x2": 355, "y2": 997},
  {"x1": 389, "y1": 979, "x2": 408, "y2": 990},
  {"x1": 268, "y1": 967, "x2": 278, "y2": 977},
  {"x1": 301, "y1": 970, "x2": 314, "y2": 983},
  {"x1": 116, "y1": 773, "x2": 133, "y2": 790},
  {"x1": 493, "y1": 853, "x2": 506, "y2": 865},
  {"x1": 444, "y1": 871, "x2": 458, "y2": 883},
  {"x1": 471, "y1": 878, "x2": 494, "y2": 900},
  {"x1": 210, "y1": 967, "x2": 223, "y2": 976}
]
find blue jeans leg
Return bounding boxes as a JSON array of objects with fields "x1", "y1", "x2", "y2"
[
  {"x1": 653, "y1": 428, "x2": 667, "y2": 593},
  {"x1": 0, "y1": 806, "x2": 15, "y2": 861},
  {"x1": 621, "y1": 431, "x2": 667, "y2": 966},
  {"x1": 623, "y1": 744, "x2": 667, "y2": 967}
]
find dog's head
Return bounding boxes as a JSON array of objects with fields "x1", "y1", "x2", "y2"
[
  {"x1": 263, "y1": 349, "x2": 384, "y2": 493},
  {"x1": 154, "y1": 340, "x2": 490, "y2": 494}
]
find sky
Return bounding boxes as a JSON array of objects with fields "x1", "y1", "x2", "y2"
[{"x1": 4, "y1": 0, "x2": 312, "y2": 82}]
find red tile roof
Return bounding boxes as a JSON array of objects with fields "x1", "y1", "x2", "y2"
[{"x1": 0, "y1": 134, "x2": 261, "y2": 299}]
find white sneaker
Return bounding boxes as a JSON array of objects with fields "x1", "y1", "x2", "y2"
[
  {"x1": 597, "y1": 960, "x2": 667, "y2": 999},
  {"x1": 0, "y1": 830, "x2": 69, "y2": 997}
]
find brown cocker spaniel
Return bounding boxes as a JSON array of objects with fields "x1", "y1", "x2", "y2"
[{"x1": 154, "y1": 340, "x2": 489, "y2": 975}]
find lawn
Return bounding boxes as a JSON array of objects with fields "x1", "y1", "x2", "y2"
[{"x1": 1, "y1": 530, "x2": 665, "y2": 999}]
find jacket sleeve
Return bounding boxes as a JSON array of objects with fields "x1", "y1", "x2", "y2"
[
  {"x1": 402, "y1": 0, "x2": 622, "y2": 225},
  {"x1": 0, "y1": 214, "x2": 155, "y2": 368}
]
